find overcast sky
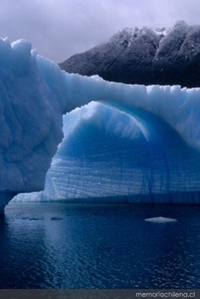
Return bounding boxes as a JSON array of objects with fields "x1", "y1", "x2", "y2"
[{"x1": 0, "y1": 0, "x2": 199, "y2": 63}]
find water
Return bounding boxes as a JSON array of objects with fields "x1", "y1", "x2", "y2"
[{"x1": 1, "y1": 202, "x2": 200, "y2": 289}]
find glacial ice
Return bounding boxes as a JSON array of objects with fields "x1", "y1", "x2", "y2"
[
  {"x1": 31, "y1": 75, "x2": 200, "y2": 204},
  {"x1": 15, "y1": 95, "x2": 200, "y2": 204},
  {"x1": 1, "y1": 37, "x2": 200, "y2": 208},
  {"x1": 0, "y1": 38, "x2": 68, "y2": 211}
]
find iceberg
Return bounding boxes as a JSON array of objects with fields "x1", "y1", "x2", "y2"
[
  {"x1": 2, "y1": 37, "x2": 200, "y2": 209},
  {"x1": 36, "y1": 76, "x2": 200, "y2": 203},
  {"x1": 22, "y1": 98, "x2": 200, "y2": 204},
  {"x1": 15, "y1": 84, "x2": 200, "y2": 204}
]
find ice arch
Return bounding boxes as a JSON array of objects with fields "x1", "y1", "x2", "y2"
[
  {"x1": 1, "y1": 38, "x2": 200, "y2": 210},
  {"x1": 14, "y1": 101, "x2": 200, "y2": 204}
]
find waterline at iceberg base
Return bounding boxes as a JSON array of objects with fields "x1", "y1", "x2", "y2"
[{"x1": 14, "y1": 191, "x2": 200, "y2": 205}]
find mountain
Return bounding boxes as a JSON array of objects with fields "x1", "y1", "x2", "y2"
[{"x1": 60, "y1": 21, "x2": 200, "y2": 88}]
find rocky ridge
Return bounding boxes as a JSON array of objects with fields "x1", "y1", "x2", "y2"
[{"x1": 60, "y1": 21, "x2": 200, "y2": 88}]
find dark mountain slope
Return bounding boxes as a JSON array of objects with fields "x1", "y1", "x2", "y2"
[{"x1": 60, "y1": 21, "x2": 200, "y2": 88}]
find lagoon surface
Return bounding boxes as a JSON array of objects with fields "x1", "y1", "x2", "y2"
[{"x1": 1, "y1": 202, "x2": 200, "y2": 289}]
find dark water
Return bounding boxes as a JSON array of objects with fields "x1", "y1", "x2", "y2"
[{"x1": 0, "y1": 202, "x2": 200, "y2": 289}]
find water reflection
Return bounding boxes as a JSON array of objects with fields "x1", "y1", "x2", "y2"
[{"x1": 0, "y1": 203, "x2": 200, "y2": 288}]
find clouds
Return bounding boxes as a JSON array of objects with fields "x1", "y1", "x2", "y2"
[{"x1": 0, "y1": 0, "x2": 199, "y2": 62}]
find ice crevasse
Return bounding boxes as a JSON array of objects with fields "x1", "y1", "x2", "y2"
[{"x1": 0, "y1": 38, "x2": 200, "y2": 210}]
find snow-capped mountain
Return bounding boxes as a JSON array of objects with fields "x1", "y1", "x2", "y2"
[{"x1": 60, "y1": 21, "x2": 200, "y2": 88}]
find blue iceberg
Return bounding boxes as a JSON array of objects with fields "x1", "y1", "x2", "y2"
[
  {"x1": 1, "y1": 38, "x2": 200, "y2": 209},
  {"x1": 15, "y1": 81, "x2": 200, "y2": 204},
  {"x1": 29, "y1": 99, "x2": 200, "y2": 204}
]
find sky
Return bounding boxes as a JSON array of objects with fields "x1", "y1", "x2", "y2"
[{"x1": 0, "y1": 0, "x2": 199, "y2": 63}]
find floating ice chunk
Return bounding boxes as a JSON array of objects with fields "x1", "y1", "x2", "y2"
[{"x1": 145, "y1": 216, "x2": 177, "y2": 223}]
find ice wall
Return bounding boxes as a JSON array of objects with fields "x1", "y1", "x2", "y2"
[{"x1": 0, "y1": 38, "x2": 68, "y2": 211}]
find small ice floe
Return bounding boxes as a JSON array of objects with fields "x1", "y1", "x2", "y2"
[{"x1": 145, "y1": 216, "x2": 177, "y2": 223}]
